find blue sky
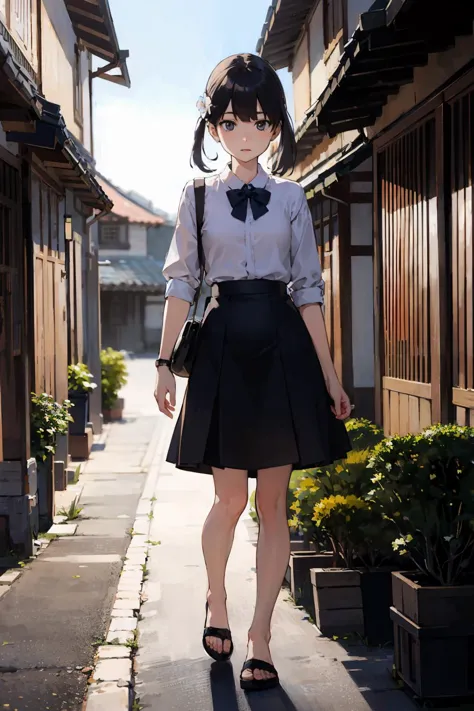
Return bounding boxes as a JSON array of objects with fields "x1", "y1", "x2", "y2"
[{"x1": 93, "y1": 0, "x2": 293, "y2": 216}]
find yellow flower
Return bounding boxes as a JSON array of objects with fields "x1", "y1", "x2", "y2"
[{"x1": 371, "y1": 473, "x2": 383, "y2": 483}]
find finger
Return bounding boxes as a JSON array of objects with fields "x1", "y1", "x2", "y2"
[
  {"x1": 334, "y1": 396, "x2": 342, "y2": 418},
  {"x1": 169, "y1": 387, "x2": 176, "y2": 408}
]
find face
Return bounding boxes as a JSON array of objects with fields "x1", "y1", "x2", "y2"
[{"x1": 208, "y1": 101, "x2": 280, "y2": 163}]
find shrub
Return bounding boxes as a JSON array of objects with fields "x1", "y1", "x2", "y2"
[
  {"x1": 345, "y1": 418, "x2": 384, "y2": 451},
  {"x1": 30, "y1": 393, "x2": 73, "y2": 462},
  {"x1": 366, "y1": 424, "x2": 474, "y2": 585},
  {"x1": 290, "y1": 448, "x2": 395, "y2": 567},
  {"x1": 101, "y1": 348, "x2": 128, "y2": 410},
  {"x1": 68, "y1": 363, "x2": 97, "y2": 393}
]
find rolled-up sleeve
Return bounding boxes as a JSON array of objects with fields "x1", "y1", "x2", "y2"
[
  {"x1": 288, "y1": 186, "x2": 325, "y2": 307},
  {"x1": 163, "y1": 182, "x2": 200, "y2": 303}
]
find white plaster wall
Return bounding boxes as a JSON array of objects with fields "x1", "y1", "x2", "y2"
[
  {"x1": 145, "y1": 297, "x2": 164, "y2": 330},
  {"x1": 351, "y1": 256, "x2": 375, "y2": 387},
  {"x1": 351, "y1": 203, "x2": 373, "y2": 244},
  {"x1": 309, "y1": 3, "x2": 326, "y2": 103},
  {"x1": 346, "y1": 0, "x2": 372, "y2": 39},
  {"x1": 292, "y1": 35, "x2": 310, "y2": 125},
  {"x1": 128, "y1": 224, "x2": 148, "y2": 256},
  {"x1": 41, "y1": 0, "x2": 91, "y2": 146}
]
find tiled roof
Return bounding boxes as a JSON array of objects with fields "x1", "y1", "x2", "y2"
[
  {"x1": 99, "y1": 256, "x2": 166, "y2": 292},
  {"x1": 97, "y1": 176, "x2": 165, "y2": 226}
]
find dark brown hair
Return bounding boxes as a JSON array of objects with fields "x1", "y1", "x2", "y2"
[{"x1": 191, "y1": 53, "x2": 296, "y2": 176}]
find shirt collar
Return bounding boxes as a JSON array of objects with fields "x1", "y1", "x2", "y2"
[{"x1": 220, "y1": 162, "x2": 270, "y2": 190}]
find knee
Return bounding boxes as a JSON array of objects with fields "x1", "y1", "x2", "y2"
[
  {"x1": 215, "y1": 491, "x2": 247, "y2": 521},
  {"x1": 256, "y1": 491, "x2": 287, "y2": 522}
]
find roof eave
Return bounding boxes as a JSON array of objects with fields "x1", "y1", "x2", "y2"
[{"x1": 65, "y1": 0, "x2": 131, "y2": 88}]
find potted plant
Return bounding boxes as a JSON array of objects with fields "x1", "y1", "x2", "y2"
[
  {"x1": 366, "y1": 424, "x2": 474, "y2": 699},
  {"x1": 30, "y1": 392, "x2": 73, "y2": 531},
  {"x1": 308, "y1": 447, "x2": 397, "y2": 643},
  {"x1": 68, "y1": 363, "x2": 97, "y2": 435},
  {"x1": 101, "y1": 348, "x2": 128, "y2": 421}
]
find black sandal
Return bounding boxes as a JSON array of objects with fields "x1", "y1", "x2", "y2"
[
  {"x1": 202, "y1": 601, "x2": 234, "y2": 662},
  {"x1": 240, "y1": 658, "x2": 280, "y2": 691}
]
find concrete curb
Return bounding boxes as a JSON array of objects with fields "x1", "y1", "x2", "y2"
[{"x1": 83, "y1": 419, "x2": 165, "y2": 711}]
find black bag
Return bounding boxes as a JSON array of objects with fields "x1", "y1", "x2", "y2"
[{"x1": 170, "y1": 178, "x2": 206, "y2": 378}]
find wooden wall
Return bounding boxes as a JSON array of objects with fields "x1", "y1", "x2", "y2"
[
  {"x1": 31, "y1": 171, "x2": 67, "y2": 403},
  {"x1": 0, "y1": 153, "x2": 26, "y2": 460},
  {"x1": 374, "y1": 66, "x2": 474, "y2": 434}
]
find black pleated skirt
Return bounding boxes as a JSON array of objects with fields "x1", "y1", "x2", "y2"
[{"x1": 167, "y1": 279, "x2": 352, "y2": 477}]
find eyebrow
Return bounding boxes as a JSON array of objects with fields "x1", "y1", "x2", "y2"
[{"x1": 223, "y1": 111, "x2": 266, "y2": 117}]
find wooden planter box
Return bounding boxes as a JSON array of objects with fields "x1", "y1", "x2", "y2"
[
  {"x1": 391, "y1": 571, "x2": 474, "y2": 699},
  {"x1": 68, "y1": 391, "x2": 89, "y2": 435},
  {"x1": 103, "y1": 397, "x2": 124, "y2": 422},
  {"x1": 311, "y1": 567, "x2": 394, "y2": 644},
  {"x1": 290, "y1": 552, "x2": 334, "y2": 615}
]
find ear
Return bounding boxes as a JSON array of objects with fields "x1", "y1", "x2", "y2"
[{"x1": 207, "y1": 123, "x2": 220, "y2": 143}]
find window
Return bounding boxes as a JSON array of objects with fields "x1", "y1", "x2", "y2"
[
  {"x1": 74, "y1": 44, "x2": 83, "y2": 125},
  {"x1": 324, "y1": 0, "x2": 345, "y2": 49},
  {"x1": 12, "y1": 0, "x2": 32, "y2": 51},
  {"x1": 99, "y1": 222, "x2": 129, "y2": 250}
]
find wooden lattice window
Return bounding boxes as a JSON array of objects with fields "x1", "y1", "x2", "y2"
[
  {"x1": 378, "y1": 119, "x2": 435, "y2": 384},
  {"x1": 324, "y1": 0, "x2": 346, "y2": 48},
  {"x1": 99, "y1": 222, "x2": 129, "y2": 249},
  {"x1": 12, "y1": 0, "x2": 32, "y2": 51}
]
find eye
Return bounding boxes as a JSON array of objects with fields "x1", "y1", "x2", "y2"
[
  {"x1": 255, "y1": 120, "x2": 270, "y2": 131},
  {"x1": 219, "y1": 120, "x2": 236, "y2": 131}
]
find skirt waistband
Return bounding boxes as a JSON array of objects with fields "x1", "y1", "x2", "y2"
[{"x1": 211, "y1": 279, "x2": 287, "y2": 297}]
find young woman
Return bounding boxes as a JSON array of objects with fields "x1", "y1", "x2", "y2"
[{"x1": 155, "y1": 53, "x2": 352, "y2": 692}]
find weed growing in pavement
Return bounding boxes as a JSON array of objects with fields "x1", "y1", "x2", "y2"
[
  {"x1": 57, "y1": 497, "x2": 83, "y2": 521},
  {"x1": 126, "y1": 527, "x2": 135, "y2": 537},
  {"x1": 146, "y1": 540, "x2": 161, "y2": 546},
  {"x1": 147, "y1": 511, "x2": 154, "y2": 521},
  {"x1": 91, "y1": 637, "x2": 105, "y2": 648},
  {"x1": 126, "y1": 630, "x2": 139, "y2": 651},
  {"x1": 38, "y1": 532, "x2": 59, "y2": 541},
  {"x1": 150, "y1": 496, "x2": 157, "y2": 503},
  {"x1": 141, "y1": 563, "x2": 149, "y2": 579},
  {"x1": 131, "y1": 699, "x2": 143, "y2": 711}
]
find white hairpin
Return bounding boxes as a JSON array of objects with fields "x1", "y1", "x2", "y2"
[{"x1": 196, "y1": 93, "x2": 212, "y2": 120}]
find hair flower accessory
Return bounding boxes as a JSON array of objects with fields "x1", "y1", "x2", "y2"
[{"x1": 196, "y1": 93, "x2": 212, "y2": 119}]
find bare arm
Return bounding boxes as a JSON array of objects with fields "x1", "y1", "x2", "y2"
[
  {"x1": 158, "y1": 296, "x2": 191, "y2": 359},
  {"x1": 154, "y1": 296, "x2": 190, "y2": 418},
  {"x1": 299, "y1": 303, "x2": 337, "y2": 384},
  {"x1": 299, "y1": 302, "x2": 350, "y2": 419}
]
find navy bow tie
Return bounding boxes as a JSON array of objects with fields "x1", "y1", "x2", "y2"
[{"x1": 226, "y1": 183, "x2": 271, "y2": 222}]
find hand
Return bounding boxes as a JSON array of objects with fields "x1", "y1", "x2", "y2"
[
  {"x1": 325, "y1": 375, "x2": 352, "y2": 420},
  {"x1": 154, "y1": 367, "x2": 176, "y2": 418}
]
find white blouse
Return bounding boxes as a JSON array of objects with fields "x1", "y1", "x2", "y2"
[{"x1": 162, "y1": 162, "x2": 325, "y2": 308}]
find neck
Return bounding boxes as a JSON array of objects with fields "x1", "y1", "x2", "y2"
[{"x1": 230, "y1": 156, "x2": 259, "y2": 184}]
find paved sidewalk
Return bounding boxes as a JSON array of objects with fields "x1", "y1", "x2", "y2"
[
  {"x1": 0, "y1": 357, "x2": 161, "y2": 710},
  {"x1": 134, "y1": 378, "x2": 417, "y2": 711}
]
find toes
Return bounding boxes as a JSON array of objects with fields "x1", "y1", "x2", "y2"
[
  {"x1": 253, "y1": 668, "x2": 264, "y2": 681},
  {"x1": 223, "y1": 639, "x2": 231, "y2": 654},
  {"x1": 242, "y1": 669, "x2": 254, "y2": 681}
]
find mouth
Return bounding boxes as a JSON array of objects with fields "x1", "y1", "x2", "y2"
[{"x1": 240, "y1": 148, "x2": 252, "y2": 152}]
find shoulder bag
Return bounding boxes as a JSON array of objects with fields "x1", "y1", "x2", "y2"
[{"x1": 170, "y1": 178, "x2": 205, "y2": 378}]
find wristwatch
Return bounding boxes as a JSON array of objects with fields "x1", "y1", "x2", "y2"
[{"x1": 155, "y1": 357, "x2": 172, "y2": 369}]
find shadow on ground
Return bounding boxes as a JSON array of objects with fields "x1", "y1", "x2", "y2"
[{"x1": 210, "y1": 661, "x2": 300, "y2": 711}]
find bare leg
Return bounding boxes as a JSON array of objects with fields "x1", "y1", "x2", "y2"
[
  {"x1": 202, "y1": 467, "x2": 248, "y2": 655},
  {"x1": 242, "y1": 464, "x2": 292, "y2": 682}
]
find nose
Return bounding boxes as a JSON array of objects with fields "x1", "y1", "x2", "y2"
[{"x1": 242, "y1": 136, "x2": 248, "y2": 142}]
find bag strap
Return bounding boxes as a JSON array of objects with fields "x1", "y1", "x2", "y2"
[{"x1": 191, "y1": 177, "x2": 205, "y2": 320}]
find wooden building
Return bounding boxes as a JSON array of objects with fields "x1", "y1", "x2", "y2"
[
  {"x1": 97, "y1": 175, "x2": 170, "y2": 353},
  {"x1": 0, "y1": 0, "x2": 129, "y2": 554},
  {"x1": 257, "y1": 0, "x2": 474, "y2": 433}
]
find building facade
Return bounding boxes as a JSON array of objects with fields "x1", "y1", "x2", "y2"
[
  {"x1": 97, "y1": 175, "x2": 171, "y2": 353},
  {"x1": 257, "y1": 0, "x2": 474, "y2": 434},
  {"x1": 0, "y1": 0, "x2": 129, "y2": 553}
]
